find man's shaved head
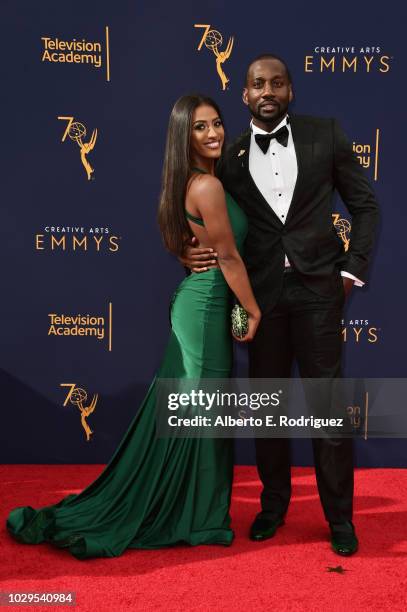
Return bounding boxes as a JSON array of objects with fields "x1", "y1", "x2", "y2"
[{"x1": 245, "y1": 53, "x2": 292, "y2": 86}]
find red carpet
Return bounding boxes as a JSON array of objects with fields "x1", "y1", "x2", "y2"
[{"x1": 1, "y1": 465, "x2": 406, "y2": 611}]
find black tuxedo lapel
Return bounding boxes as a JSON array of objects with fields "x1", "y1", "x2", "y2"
[
  {"x1": 284, "y1": 115, "x2": 315, "y2": 224},
  {"x1": 229, "y1": 130, "x2": 284, "y2": 228}
]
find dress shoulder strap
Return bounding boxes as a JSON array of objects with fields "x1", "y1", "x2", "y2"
[
  {"x1": 185, "y1": 167, "x2": 208, "y2": 226},
  {"x1": 185, "y1": 209, "x2": 205, "y2": 226}
]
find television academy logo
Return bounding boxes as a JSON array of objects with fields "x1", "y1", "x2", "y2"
[
  {"x1": 304, "y1": 46, "x2": 392, "y2": 73},
  {"x1": 347, "y1": 395, "x2": 369, "y2": 440},
  {"x1": 61, "y1": 383, "x2": 99, "y2": 441},
  {"x1": 194, "y1": 24, "x2": 234, "y2": 90},
  {"x1": 352, "y1": 130, "x2": 380, "y2": 181},
  {"x1": 41, "y1": 27, "x2": 111, "y2": 81},
  {"x1": 48, "y1": 303, "x2": 113, "y2": 351},
  {"x1": 58, "y1": 116, "x2": 97, "y2": 180}
]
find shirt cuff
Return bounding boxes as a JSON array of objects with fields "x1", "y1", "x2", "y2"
[{"x1": 340, "y1": 270, "x2": 365, "y2": 287}]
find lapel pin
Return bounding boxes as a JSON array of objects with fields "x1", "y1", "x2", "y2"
[{"x1": 238, "y1": 149, "x2": 246, "y2": 157}]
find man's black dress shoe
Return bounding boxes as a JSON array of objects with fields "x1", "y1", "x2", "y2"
[
  {"x1": 250, "y1": 515, "x2": 285, "y2": 541},
  {"x1": 329, "y1": 521, "x2": 358, "y2": 556}
]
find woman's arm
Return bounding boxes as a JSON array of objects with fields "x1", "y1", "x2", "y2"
[{"x1": 187, "y1": 175, "x2": 261, "y2": 341}]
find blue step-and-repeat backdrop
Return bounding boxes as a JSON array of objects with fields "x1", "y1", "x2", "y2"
[{"x1": 2, "y1": 0, "x2": 405, "y2": 466}]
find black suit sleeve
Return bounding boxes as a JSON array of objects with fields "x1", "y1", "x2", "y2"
[{"x1": 332, "y1": 119, "x2": 379, "y2": 283}]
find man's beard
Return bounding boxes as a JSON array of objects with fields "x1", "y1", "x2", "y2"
[{"x1": 250, "y1": 102, "x2": 287, "y2": 129}]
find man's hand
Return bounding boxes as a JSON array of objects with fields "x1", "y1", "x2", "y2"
[
  {"x1": 342, "y1": 276, "x2": 354, "y2": 298},
  {"x1": 179, "y1": 236, "x2": 218, "y2": 272}
]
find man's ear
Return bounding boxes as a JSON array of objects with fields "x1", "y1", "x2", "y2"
[
  {"x1": 242, "y1": 88, "x2": 249, "y2": 106},
  {"x1": 288, "y1": 84, "x2": 294, "y2": 103}
]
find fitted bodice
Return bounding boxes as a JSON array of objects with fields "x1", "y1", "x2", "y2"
[{"x1": 185, "y1": 170, "x2": 248, "y2": 255}]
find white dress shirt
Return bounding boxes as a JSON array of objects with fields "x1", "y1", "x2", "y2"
[{"x1": 249, "y1": 116, "x2": 363, "y2": 286}]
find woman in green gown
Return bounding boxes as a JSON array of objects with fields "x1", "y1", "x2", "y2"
[{"x1": 6, "y1": 95, "x2": 261, "y2": 559}]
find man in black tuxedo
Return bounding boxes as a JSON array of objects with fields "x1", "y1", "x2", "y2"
[{"x1": 183, "y1": 54, "x2": 379, "y2": 555}]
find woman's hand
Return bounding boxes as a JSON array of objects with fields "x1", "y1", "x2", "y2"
[
  {"x1": 179, "y1": 237, "x2": 218, "y2": 272},
  {"x1": 232, "y1": 311, "x2": 261, "y2": 343}
]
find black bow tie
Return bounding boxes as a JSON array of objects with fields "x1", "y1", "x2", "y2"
[{"x1": 255, "y1": 125, "x2": 289, "y2": 153}]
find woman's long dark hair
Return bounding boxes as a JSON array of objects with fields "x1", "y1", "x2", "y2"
[{"x1": 158, "y1": 94, "x2": 225, "y2": 256}]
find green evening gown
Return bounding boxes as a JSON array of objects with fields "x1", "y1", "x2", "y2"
[{"x1": 6, "y1": 183, "x2": 248, "y2": 560}]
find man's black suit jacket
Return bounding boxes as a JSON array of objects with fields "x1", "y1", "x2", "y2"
[{"x1": 217, "y1": 115, "x2": 379, "y2": 314}]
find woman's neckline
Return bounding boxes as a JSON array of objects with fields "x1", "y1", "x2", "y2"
[{"x1": 191, "y1": 166, "x2": 209, "y2": 175}]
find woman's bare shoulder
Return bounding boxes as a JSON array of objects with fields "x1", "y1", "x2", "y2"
[{"x1": 187, "y1": 173, "x2": 224, "y2": 203}]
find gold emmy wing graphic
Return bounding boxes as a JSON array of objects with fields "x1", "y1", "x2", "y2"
[
  {"x1": 58, "y1": 116, "x2": 98, "y2": 180},
  {"x1": 332, "y1": 213, "x2": 351, "y2": 251},
  {"x1": 61, "y1": 384, "x2": 99, "y2": 441},
  {"x1": 195, "y1": 24, "x2": 234, "y2": 90}
]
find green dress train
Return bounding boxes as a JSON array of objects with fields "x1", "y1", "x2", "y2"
[{"x1": 6, "y1": 181, "x2": 248, "y2": 559}]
